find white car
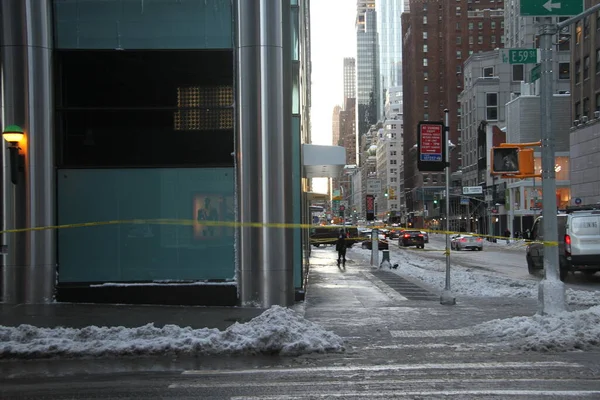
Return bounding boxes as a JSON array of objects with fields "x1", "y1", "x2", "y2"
[{"x1": 451, "y1": 234, "x2": 484, "y2": 251}]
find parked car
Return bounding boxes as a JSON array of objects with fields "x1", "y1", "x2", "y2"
[
  {"x1": 526, "y1": 206, "x2": 600, "y2": 280},
  {"x1": 399, "y1": 230, "x2": 425, "y2": 249},
  {"x1": 361, "y1": 238, "x2": 389, "y2": 250},
  {"x1": 450, "y1": 234, "x2": 484, "y2": 251},
  {"x1": 310, "y1": 226, "x2": 360, "y2": 248},
  {"x1": 420, "y1": 231, "x2": 429, "y2": 243}
]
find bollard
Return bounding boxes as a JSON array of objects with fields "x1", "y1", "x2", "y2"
[{"x1": 380, "y1": 249, "x2": 391, "y2": 269}]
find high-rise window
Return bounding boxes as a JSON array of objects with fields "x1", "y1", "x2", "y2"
[{"x1": 486, "y1": 93, "x2": 498, "y2": 120}]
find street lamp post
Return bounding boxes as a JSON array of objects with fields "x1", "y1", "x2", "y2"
[{"x1": 441, "y1": 109, "x2": 455, "y2": 305}]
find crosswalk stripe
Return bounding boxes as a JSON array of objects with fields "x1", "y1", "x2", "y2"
[
  {"x1": 363, "y1": 342, "x2": 506, "y2": 350},
  {"x1": 168, "y1": 378, "x2": 597, "y2": 390},
  {"x1": 390, "y1": 328, "x2": 473, "y2": 337},
  {"x1": 229, "y1": 390, "x2": 600, "y2": 399},
  {"x1": 181, "y1": 361, "x2": 582, "y2": 375}
]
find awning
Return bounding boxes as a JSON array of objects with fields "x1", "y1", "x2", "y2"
[{"x1": 302, "y1": 144, "x2": 346, "y2": 178}]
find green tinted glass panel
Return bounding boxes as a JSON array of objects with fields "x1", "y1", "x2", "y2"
[
  {"x1": 54, "y1": 0, "x2": 233, "y2": 49},
  {"x1": 57, "y1": 168, "x2": 235, "y2": 282}
]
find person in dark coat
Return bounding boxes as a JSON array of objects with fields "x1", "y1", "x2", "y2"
[
  {"x1": 504, "y1": 228, "x2": 511, "y2": 244},
  {"x1": 335, "y1": 230, "x2": 347, "y2": 265}
]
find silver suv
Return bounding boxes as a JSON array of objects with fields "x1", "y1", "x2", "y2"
[{"x1": 526, "y1": 207, "x2": 600, "y2": 281}]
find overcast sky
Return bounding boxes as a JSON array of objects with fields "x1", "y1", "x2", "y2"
[
  {"x1": 310, "y1": 0, "x2": 356, "y2": 145},
  {"x1": 310, "y1": 0, "x2": 356, "y2": 192}
]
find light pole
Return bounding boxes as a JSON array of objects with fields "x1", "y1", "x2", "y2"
[{"x1": 441, "y1": 109, "x2": 455, "y2": 305}]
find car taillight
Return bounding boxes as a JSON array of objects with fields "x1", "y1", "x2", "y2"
[
  {"x1": 460, "y1": 238, "x2": 467, "y2": 242},
  {"x1": 418, "y1": 234, "x2": 423, "y2": 237},
  {"x1": 404, "y1": 234, "x2": 410, "y2": 238},
  {"x1": 477, "y1": 238, "x2": 483, "y2": 242},
  {"x1": 565, "y1": 234, "x2": 571, "y2": 256}
]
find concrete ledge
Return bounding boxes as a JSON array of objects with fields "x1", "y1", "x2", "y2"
[{"x1": 56, "y1": 283, "x2": 238, "y2": 307}]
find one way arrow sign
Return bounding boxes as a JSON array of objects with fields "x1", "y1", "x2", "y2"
[
  {"x1": 521, "y1": 0, "x2": 583, "y2": 16},
  {"x1": 543, "y1": 0, "x2": 561, "y2": 11}
]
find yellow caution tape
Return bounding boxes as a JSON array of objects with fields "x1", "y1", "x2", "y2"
[{"x1": 0, "y1": 219, "x2": 559, "y2": 247}]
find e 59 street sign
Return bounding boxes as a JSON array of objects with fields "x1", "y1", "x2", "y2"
[{"x1": 520, "y1": 0, "x2": 583, "y2": 17}]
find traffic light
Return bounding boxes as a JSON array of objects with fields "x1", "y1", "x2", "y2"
[
  {"x1": 433, "y1": 194, "x2": 438, "y2": 208},
  {"x1": 491, "y1": 146, "x2": 535, "y2": 176}
]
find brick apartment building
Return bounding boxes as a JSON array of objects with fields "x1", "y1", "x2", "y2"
[{"x1": 402, "y1": 0, "x2": 505, "y2": 212}]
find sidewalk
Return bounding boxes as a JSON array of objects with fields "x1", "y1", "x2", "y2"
[
  {"x1": 302, "y1": 247, "x2": 539, "y2": 359},
  {"x1": 1, "y1": 247, "x2": 538, "y2": 346}
]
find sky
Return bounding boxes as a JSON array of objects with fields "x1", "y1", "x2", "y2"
[
  {"x1": 310, "y1": 0, "x2": 356, "y2": 193},
  {"x1": 310, "y1": 0, "x2": 356, "y2": 146},
  {"x1": 3, "y1": 241, "x2": 600, "y2": 358}
]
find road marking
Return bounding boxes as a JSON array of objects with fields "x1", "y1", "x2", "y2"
[
  {"x1": 230, "y1": 390, "x2": 600, "y2": 399},
  {"x1": 390, "y1": 328, "x2": 473, "y2": 337},
  {"x1": 181, "y1": 361, "x2": 582, "y2": 375},
  {"x1": 168, "y1": 378, "x2": 596, "y2": 390},
  {"x1": 363, "y1": 342, "x2": 506, "y2": 350}
]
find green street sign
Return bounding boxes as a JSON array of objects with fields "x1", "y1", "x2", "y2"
[
  {"x1": 503, "y1": 48, "x2": 538, "y2": 64},
  {"x1": 520, "y1": 0, "x2": 583, "y2": 16},
  {"x1": 530, "y1": 63, "x2": 541, "y2": 82}
]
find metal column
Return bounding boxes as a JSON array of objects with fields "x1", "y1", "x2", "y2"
[
  {"x1": 537, "y1": 19, "x2": 565, "y2": 315},
  {"x1": 1, "y1": 0, "x2": 55, "y2": 304},
  {"x1": 236, "y1": 0, "x2": 294, "y2": 307}
]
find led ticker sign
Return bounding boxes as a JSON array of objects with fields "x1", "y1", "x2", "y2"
[
  {"x1": 417, "y1": 121, "x2": 446, "y2": 172},
  {"x1": 366, "y1": 194, "x2": 375, "y2": 221}
]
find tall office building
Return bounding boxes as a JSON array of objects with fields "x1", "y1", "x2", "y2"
[
  {"x1": 401, "y1": 0, "x2": 504, "y2": 212},
  {"x1": 332, "y1": 105, "x2": 342, "y2": 146},
  {"x1": 343, "y1": 57, "x2": 356, "y2": 104},
  {"x1": 377, "y1": 0, "x2": 403, "y2": 120},
  {"x1": 356, "y1": 1, "x2": 379, "y2": 165}
]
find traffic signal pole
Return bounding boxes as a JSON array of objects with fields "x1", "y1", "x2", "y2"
[
  {"x1": 440, "y1": 109, "x2": 455, "y2": 305},
  {"x1": 538, "y1": 18, "x2": 565, "y2": 315}
]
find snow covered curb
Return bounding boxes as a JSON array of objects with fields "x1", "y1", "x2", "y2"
[
  {"x1": 0, "y1": 306, "x2": 345, "y2": 359},
  {"x1": 473, "y1": 305, "x2": 600, "y2": 352}
]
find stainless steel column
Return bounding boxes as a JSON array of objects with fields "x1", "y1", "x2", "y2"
[
  {"x1": 236, "y1": 0, "x2": 294, "y2": 307},
  {"x1": 537, "y1": 19, "x2": 565, "y2": 314},
  {"x1": 0, "y1": 0, "x2": 55, "y2": 304}
]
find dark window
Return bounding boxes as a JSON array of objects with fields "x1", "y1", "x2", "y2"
[
  {"x1": 512, "y1": 65, "x2": 524, "y2": 81},
  {"x1": 55, "y1": 50, "x2": 234, "y2": 167},
  {"x1": 559, "y1": 63, "x2": 570, "y2": 80},
  {"x1": 584, "y1": 56, "x2": 590, "y2": 80}
]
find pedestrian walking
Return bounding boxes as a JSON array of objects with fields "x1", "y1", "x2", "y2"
[
  {"x1": 335, "y1": 230, "x2": 347, "y2": 266},
  {"x1": 504, "y1": 228, "x2": 511, "y2": 244}
]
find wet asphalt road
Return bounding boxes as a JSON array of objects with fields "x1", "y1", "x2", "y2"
[
  {"x1": 3, "y1": 353, "x2": 600, "y2": 399},
  {"x1": 3, "y1": 247, "x2": 600, "y2": 399}
]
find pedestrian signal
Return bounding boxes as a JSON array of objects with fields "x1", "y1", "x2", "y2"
[{"x1": 491, "y1": 147, "x2": 535, "y2": 176}]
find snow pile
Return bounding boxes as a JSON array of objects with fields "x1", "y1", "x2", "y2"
[
  {"x1": 473, "y1": 305, "x2": 600, "y2": 352},
  {"x1": 353, "y1": 247, "x2": 600, "y2": 307},
  {"x1": 0, "y1": 306, "x2": 344, "y2": 359}
]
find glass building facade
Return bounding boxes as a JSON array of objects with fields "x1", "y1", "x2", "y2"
[{"x1": 1, "y1": 0, "x2": 311, "y2": 307}]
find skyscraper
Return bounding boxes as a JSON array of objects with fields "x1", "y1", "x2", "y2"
[
  {"x1": 377, "y1": 0, "x2": 403, "y2": 120},
  {"x1": 356, "y1": 1, "x2": 379, "y2": 165},
  {"x1": 343, "y1": 57, "x2": 356, "y2": 104},
  {"x1": 332, "y1": 105, "x2": 342, "y2": 146}
]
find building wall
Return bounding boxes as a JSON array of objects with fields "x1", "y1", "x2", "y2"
[
  {"x1": 53, "y1": 0, "x2": 236, "y2": 284},
  {"x1": 505, "y1": 95, "x2": 571, "y2": 150},
  {"x1": 570, "y1": 122, "x2": 600, "y2": 204}
]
